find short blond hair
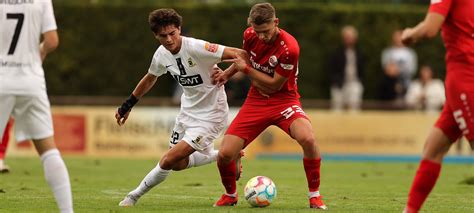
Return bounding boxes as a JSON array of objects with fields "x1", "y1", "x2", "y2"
[{"x1": 248, "y1": 3, "x2": 275, "y2": 25}]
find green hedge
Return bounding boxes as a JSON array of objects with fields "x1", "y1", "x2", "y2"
[{"x1": 44, "y1": 3, "x2": 445, "y2": 99}]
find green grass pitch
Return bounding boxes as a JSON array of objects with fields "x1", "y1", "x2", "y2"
[{"x1": 0, "y1": 157, "x2": 472, "y2": 212}]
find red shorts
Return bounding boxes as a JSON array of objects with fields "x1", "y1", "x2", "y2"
[
  {"x1": 435, "y1": 63, "x2": 474, "y2": 142},
  {"x1": 226, "y1": 99, "x2": 309, "y2": 147}
]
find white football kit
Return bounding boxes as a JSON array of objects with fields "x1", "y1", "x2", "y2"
[
  {"x1": 148, "y1": 36, "x2": 229, "y2": 153},
  {"x1": 0, "y1": 0, "x2": 57, "y2": 141}
]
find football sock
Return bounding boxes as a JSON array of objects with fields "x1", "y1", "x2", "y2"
[
  {"x1": 187, "y1": 150, "x2": 218, "y2": 168},
  {"x1": 0, "y1": 125, "x2": 9, "y2": 159},
  {"x1": 303, "y1": 158, "x2": 321, "y2": 192},
  {"x1": 308, "y1": 191, "x2": 321, "y2": 198},
  {"x1": 40, "y1": 149, "x2": 73, "y2": 213},
  {"x1": 130, "y1": 163, "x2": 170, "y2": 198},
  {"x1": 217, "y1": 159, "x2": 237, "y2": 194},
  {"x1": 225, "y1": 192, "x2": 237, "y2": 197},
  {"x1": 406, "y1": 159, "x2": 441, "y2": 212}
]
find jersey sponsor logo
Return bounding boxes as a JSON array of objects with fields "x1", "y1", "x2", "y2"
[
  {"x1": 431, "y1": 0, "x2": 441, "y2": 4},
  {"x1": 187, "y1": 57, "x2": 196, "y2": 67},
  {"x1": 280, "y1": 63, "x2": 294, "y2": 71},
  {"x1": 173, "y1": 74, "x2": 204, "y2": 86},
  {"x1": 268, "y1": 55, "x2": 278, "y2": 67},
  {"x1": 250, "y1": 58, "x2": 274, "y2": 76},
  {"x1": 204, "y1": 42, "x2": 218, "y2": 53},
  {"x1": 250, "y1": 51, "x2": 257, "y2": 57}
]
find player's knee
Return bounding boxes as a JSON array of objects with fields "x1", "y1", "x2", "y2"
[
  {"x1": 217, "y1": 149, "x2": 234, "y2": 165},
  {"x1": 297, "y1": 135, "x2": 316, "y2": 149},
  {"x1": 160, "y1": 154, "x2": 176, "y2": 170}
]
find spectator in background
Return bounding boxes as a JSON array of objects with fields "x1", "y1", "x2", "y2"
[
  {"x1": 382, "y1": 30, "x2": 418, "y2": 95},
  {"x1": 378, "y1": 62, "x2": 404, "y2": 104},
  {"x1": 405, "y1": 65, "x2": 445, "y2": 113},
  {"x1": 329, "y1": 25, "x2": 365, "y2": 112}
]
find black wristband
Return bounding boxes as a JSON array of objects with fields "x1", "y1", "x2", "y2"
[{"x1": 118, "y1": 94, "x2": 139, "y2": 117}]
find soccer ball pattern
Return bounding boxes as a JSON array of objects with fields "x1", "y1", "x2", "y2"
[{"x1": 244, "y1": 176, "x2": 277, "y2": 207}]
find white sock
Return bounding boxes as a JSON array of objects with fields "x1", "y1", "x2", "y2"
[
  {"x1": 225, "y1": 192, "x2": 237, "y2": 197},
  {"x1": 40, "y1": 149, "x2": 73, "y2": 213},
  {"x1": 186, "y1": 150, "x2": 218, "y2": 168},
  {"x1": 308, "y1": 191, "x2": 321, "y2": 198},
  {"x1": 129, "y1": 163, "x2": 170, "y2": 198}
]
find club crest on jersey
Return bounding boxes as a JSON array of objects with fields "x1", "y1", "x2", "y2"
[
  {"x1": 187, "y1": 57, "x2": 196, "y2": 67},
  {"x1": 204, "y1": 42, "x2": 218, "y2": 53},
  {"x1": 191, "y1": 135, "x2": 203, "y2": 145},
  {"x1": 268, "y1": 55, "x2": 278, "y2": 67}
]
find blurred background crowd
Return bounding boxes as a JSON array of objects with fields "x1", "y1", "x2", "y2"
[{"x1": 46, "y1": 0, "x2": 445, "y2": 113}]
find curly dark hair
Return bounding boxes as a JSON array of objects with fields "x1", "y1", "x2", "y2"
[{"x1": 148, "y1": 8, "x2": 182, "y2": 34}]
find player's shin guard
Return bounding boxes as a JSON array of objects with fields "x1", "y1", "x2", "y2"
[
  {"x1": 40, "y1": 149, "x2": 73, "y2": 213},
  {"x1": 187, "y1": 150, "x2": 218, "y2": 168},
  {"x1": 303, "y1": 158, "x2": 321, "y2": 192},
  {"x1": 406, "y1": 159, "x2": 441, "y2": 212},
  {"x1": 131, "y1": 163, "x2": 170, "y2": 198},
  {"x1": 217, "y1": 159, "x2": 237, "y2": 194}
]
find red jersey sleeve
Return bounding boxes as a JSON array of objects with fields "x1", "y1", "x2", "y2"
[
  {"x1": 275, "y1": 47, "x2": 298, "y2": 78},
  {"x1": 243, "y1": 27, "x2": 253, "y2": 52},
  {"x1": 429, "y1": 0, "x2": 452, "y2": 17}
]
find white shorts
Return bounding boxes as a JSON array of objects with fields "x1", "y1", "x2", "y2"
[
  {"x1": 169, "y1": 112, "x2": 227, "y2": 156},
  {"x1": 0, "y1": 92, "x2": 54, "y2": 142}
]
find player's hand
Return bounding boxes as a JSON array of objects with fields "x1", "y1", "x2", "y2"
[
  {"x1": 211, "y1": 65, "x2": 228, "y2": 87},
  {"x1": 222, "y1": 53, "x2": 249, "y2": 73},
  {"x1": 115, "y1": 108, "x2": 130, "y2": 126},
  {"x1": 401, "y1": 28, "x2": 416, "y2": 46}
]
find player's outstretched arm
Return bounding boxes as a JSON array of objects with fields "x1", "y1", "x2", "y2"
[
  {"x1": 213, "y1": 47, "x2": 249, "y2": 86},
  {"x1": 115, "y1": 73, "x2": 158, "y2": 126},
  {"x1": 401, "y1": 12, "x2": 445, "y2": 46},
  {"x1": 40, "y1": 30, "x2": 58, "y2": 61}
]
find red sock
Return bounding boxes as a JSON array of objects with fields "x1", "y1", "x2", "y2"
[
  {"x1": 303, "y1": 157, "x2": 321, "y2": 192},
  {"x1": 217, "y1": 159, "x2": 237, "y2": 194},
  {"x1": 0, "y1": 120, "x2": 12, "y2": 159},
  {"x1": 406, "y1": 159, "x2": 441, "y2": 212}
]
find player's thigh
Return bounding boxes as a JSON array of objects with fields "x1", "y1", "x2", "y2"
[
  {"x1": 225, "y1": 104, "x2": 270, "y2": 147},
  {"x1": 442, "y1": 85, "x2": 474, "y2": 141},
  {"x1": 173, "y1": 113, "x2": 226, "y2": 152},
  {"x1": 12, "y1": 93, "x2": 54, "y2": 142},
  {"x1": 276, "y1": 103, "x2": 311, "y2": 138},
  {"x1": 288, "y1": 117, "x2": 314, "y2": 144},
  {"x1": 0, "y1": 95, "x2": 15, "y2": 138}
]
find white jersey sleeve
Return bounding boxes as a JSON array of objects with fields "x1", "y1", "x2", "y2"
[
  {"x1": 41, "y1": 0, "x2": 57, "y2": 33},
  {"x1": 189, "y1": 38, "x2": 224, "y2": 65},
  {"x1": 148, "y1": 47, "x2": 167, "y2": 77}
]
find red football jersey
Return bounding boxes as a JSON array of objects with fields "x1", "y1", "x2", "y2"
[
  {"x1": 243, "y1": 27, "x2": 301, "y2": 101},
  {"x1": 429, "y1": 0, "x2": 474, "y2": 65}
]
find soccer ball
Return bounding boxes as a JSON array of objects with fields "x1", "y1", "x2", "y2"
[{"x1": 244, "y1": 176, "x2": 277, "y2": 207}]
